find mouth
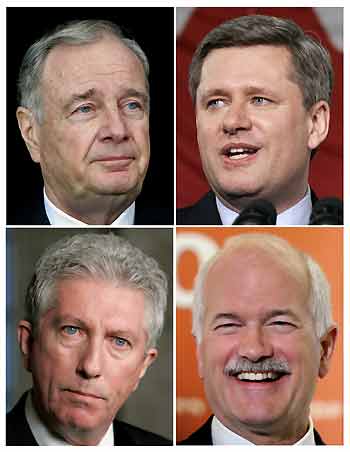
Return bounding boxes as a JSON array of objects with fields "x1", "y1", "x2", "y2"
[
  {"x1": 236, "y1": 371, "x2": 284, "y2": 382},
  {"x1": 227, "y1": 370, "x2": 290, "y2": 384},
  {"x1": 64, "y1": 389, "x2": 105, "y2": 400},
  {"x1": 222, "y1": 144, "x2": 260, "y2": 161}
]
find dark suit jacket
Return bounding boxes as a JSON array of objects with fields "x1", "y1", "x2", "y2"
[
  {"x1": 180, "y1": 416, "x2": 325, "y2": 445},
  {"x1": 7, "y1": 191, "x2": 173, "y2": 225},
  {"x1": 176, "y1": 190, "x2": 318, "y2": 225},
  {"x1": 6, "y1": 392, "x2": 171, "y2": 446}
]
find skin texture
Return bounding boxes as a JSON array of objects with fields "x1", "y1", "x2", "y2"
[
  {"x1": 195, "y1": 45, "x2": 330, "y2": 213},
  {"x1": 18, "y1": 278, "x2": 157, "y2": 445},
  {"x1": 17, "y1": 35, "x2": 150, "y2": 224},
  {"x1": 197, "y1": 247, "x2": 336, "y2": 444}
]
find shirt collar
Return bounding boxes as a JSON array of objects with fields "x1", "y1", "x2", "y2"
[
  {"x1": 44, "y1": 188, "x2": 135, "y2": 226},
  {"x1": 212, "y1": 415, "x2": 316, "y2": 445},
  {"x1": 216, "y1": 186, "x2": 312, "y2": 226},
  {"x1": 25, "y1": 390, "x2": 114, "y2": 446}
]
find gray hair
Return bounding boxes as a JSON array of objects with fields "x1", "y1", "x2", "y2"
[
  {"x1": 192, "y1": 233, "x2": 334, "y2": 343},
  {"x1": 189, "y1": 15, "x2": 333, "y2": 110},
  {"x1": 25, "y1": 233, "x2": 168, "y2": 350},
  {"x1": 18, "y1": 19, "x2": 150, "y2": 123}
]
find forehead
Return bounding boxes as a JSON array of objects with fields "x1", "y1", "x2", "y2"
[
  {"x1": 203, "y1": 247, "x2": 310, "y2": 317},
  {"x1": 41, "y1": 35, "x2": 147, "y2": 95},
  {"x1": 197, "y1": 44, "x2": 297, "y2": 96},
  {"x1": 46, "y1": 278, "x2": 146, "y2": 332}
]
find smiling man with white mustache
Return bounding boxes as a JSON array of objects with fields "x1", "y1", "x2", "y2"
[{"x1": 180, "y1": 233, "x2": 337, "y2": 445}]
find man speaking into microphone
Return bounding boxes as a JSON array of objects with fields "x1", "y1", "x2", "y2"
[
  {"x1": 177, "y1": 14, "x2": 341, "y2": 225},
  {"x1": 179, "y1": 232, "x2": 338, "y2": 445}
]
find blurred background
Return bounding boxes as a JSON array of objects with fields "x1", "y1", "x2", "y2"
[
  {"x1": 176, "y1": 227, "x2": 343, "y2": 444},
  {"x1": 6, "y1": 227, "x2": 173, "y2": 441},
  {"x1": 176, "y1": 7, "x2": 343, "y2": 208}
]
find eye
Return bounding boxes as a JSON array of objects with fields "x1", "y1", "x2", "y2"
[
  {"x1": 125, "y1": 101, "x2": 142, "y2": 111},
  {"x1": 62, "y1": 325, "x2": 80, "y2": 335},
  {"x1": 113, "y1": 336, "x2": 131, "y2": 348},
  {"x1": 268, "y1": 321, "x2": 297, "y2": 332},
  {"x1": 214, "y1": 322, "x2": 241, "y2": 331},
  {"x1": 74, "y1": 104, "x2": 94, "y2": 114},
  {"x1": 207, "y1": 99, "x2": 225, "y2": 109},
  {"x1": 252, "y1": 96, "x2": 271, "y2": 106}
]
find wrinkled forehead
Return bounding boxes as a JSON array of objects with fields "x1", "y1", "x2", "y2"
[{"x1": 41, "y1": 35, "x2": 147, "y2": 92}]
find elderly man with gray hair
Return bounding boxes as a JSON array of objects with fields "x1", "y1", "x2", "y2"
[
  {"x1": 180, "y1": 233, "x2": 337, "y2": 445},
  {"x1": 7, "y1": 233, "x2": 171, "y2": 445},
  {"x1": 13, "y1": 18, "x2": 171, "y2": 225}
]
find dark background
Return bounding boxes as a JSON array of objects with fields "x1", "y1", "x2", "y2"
[{"x1": 7, "y1": 7, "x2": 174, "y2": 224}]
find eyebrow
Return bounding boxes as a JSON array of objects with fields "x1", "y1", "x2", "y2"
[
  {"x1": 262, "y1": 309, "x2": 301, "y2": 323},
  {"x1": 63, "y1": 88, "x2": 98, "y2": 111},
  {"x1": 63, "y1": 87, "x2": 150, "y2": 112},
  {"x1": 52, "y1": 315, "x2": 89, "y2": 329},
  {"x1": 211, "y1": 312, "x2": 242, "y2": 326},
  {"x1": 211, "y1": 309, "x2": 301, "y2": 326},
  {"x1": 198, "y1": 85, "x2": 277, "y2": 101}
]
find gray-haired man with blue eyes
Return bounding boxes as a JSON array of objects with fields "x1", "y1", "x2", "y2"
[
  {"x1": 7, "y1": 233, "x2": 171, "y2": 445},
  {"x1": 13, "y1": 19, "x2": 171, "y2": 226}
]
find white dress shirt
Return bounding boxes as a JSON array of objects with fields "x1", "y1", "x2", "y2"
[
  {"x1": 25, "y1": 391, "x2": 114, "y2": 446},
  {"x1": 216, "y1": 186, "x2": 312, "y2": 226},
  {"x1": 212, "y1": 415, "x2": 316, "y2": 445},
  {"x1": 44, "y1": 189, "x2": 135, "y2": 226}
]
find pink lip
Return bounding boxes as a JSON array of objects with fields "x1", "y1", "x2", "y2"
[
  {"x1": 64, "y1": 389, "x2": 105, "y2": 400},
  {"x1": 221, "y1": 142, "x2": 260, "y2": 154},
  {"x1": 94, "y1": 155, "x2": 135, "y2": 162}
]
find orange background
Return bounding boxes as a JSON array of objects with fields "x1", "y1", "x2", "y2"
[{"x1": 176, "y1": 227, "x2": 343, "y2": 444}]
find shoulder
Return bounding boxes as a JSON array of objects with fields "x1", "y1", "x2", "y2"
[
  {"x1": 114, "y1": 419, "x2": 172, "y2": 446},
  {"x1": 314, "y1": 428, "x2": 326, "y2": 445},
  {"x1": 7, "y1": 192, "x2": 50, "y2": 225},
  {"x1": 135, "y1": 203, "x2": 173, "y2": 225},
  {"x1": 179, "y1": 417, "x2": 213, "y2": 445},
  {"x1": 177, "y1": 192, "x2": 221, "y2": 225},
  {"x1": 6, "y1": 392, "x2": 38, "y2": 445}
]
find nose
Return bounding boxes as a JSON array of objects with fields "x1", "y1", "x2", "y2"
[
  {"x1": 222, "y1": 102, "x2": 252, "y2": 135},
  {"x1": 97, "y1": 107, "x2": 129, "y2": 144},
  {"x1": 76, "y1": 339, "x2": 103, "y2": 380},
  {"x1": 238, "y1": 326, "x2": 273, "y2": 362}
]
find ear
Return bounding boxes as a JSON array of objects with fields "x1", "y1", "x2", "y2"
[
  {"x1": 16, "y1": 107, "x2": 41, "y2": 163},
  {"x1": 318, "y1": 325, "x2": 337, "y2": 379},
  {"x1": 17, "y1": 320, "x2": 35, "y2": 372},
  {"x1": 133, "y1": 348, "x2": 158, "y2": 391},
  {"x1": 307, "y1": 100, "x2": 330, "y2": 151}
]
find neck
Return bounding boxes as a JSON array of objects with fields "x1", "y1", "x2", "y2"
[
  {"x1": 220, "y1": 415, "x2": 309, "y2": 445},
  {"x1": 45, "y1": 186, "x2": 135, "y2": 225},
  {"x1": 215, "y1": 183, "x2": 308, "y2": 215}
]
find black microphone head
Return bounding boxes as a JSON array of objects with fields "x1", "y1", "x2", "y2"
[
  {"x1": 309, "y1": 198, "x2": 343, "y2": 225},
  {"x1": 233, "y1": 199, "x2": 277, "y2": 225}
]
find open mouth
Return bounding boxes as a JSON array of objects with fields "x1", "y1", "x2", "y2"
[
  {"x1": 226, "y1": 369, "x2": 289, "y2": 383},
  {"x1": 222, "y1": 146, "x2": 259, "y2": 160},
  {"x1": 236, "y1": 371, "x2": 283, "y2": 382}
]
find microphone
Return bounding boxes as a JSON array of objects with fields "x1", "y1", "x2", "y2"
[
  {"x1": 233, "y1": 199, "x2": 277, "y2": 225},
  {"x1": 309, "y1": 198, "x2": 343, "y2": 225}
]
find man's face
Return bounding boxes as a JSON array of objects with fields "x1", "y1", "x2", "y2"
[
  {"x1": 32, "y1": 35, "x2": 150, "y2": 207},
  {"x1": 197, "y1": 248, "x2": 332, "y2": 443},
  {"x1": 20, "y1": 278, "x2": 156, "y2": 445},
  {"x1": 195, "y1": 45, "x2": 325, "y2": 212}
]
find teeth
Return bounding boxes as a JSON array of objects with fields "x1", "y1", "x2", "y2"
[
  {"x1": 227, "y1": 148, "x2": 255, "y2": 160},
  {"x1": 229, "y1": 153, "x2": 248, "y2": 160},
  {"x1": 236, "y1": 371, "x2": 279, "y2": 381}
]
